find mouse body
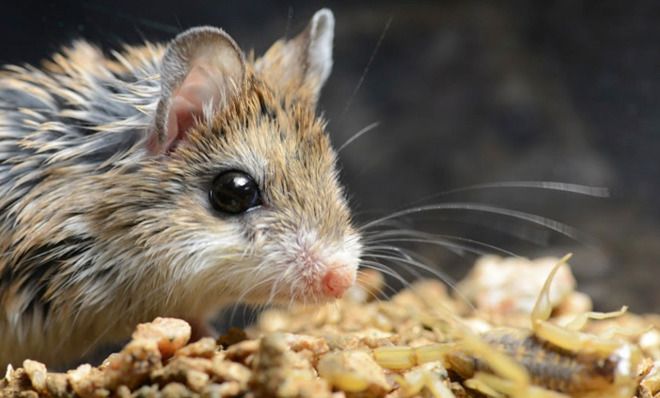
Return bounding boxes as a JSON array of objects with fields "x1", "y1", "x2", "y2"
[{"x1": 0, "y1": 9, "x2": 361, "y2": 368}]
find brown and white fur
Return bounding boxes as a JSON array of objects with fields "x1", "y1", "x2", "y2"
[{"x1": 0, "y1": 9, "x2": 361, "y2": 368}]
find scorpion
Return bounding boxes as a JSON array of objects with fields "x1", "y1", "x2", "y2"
[{"x1": 374, "y1": 254, "x2": 643, "y2": 397}]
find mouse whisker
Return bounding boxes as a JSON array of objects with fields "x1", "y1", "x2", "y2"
[
  {"x1": 402, "y1": 181, "x2": 609, "y2": 208},
  {"x1": 365, "y1": 236, "x2": 466, "y2": 257},
  {"x1": 364, "y1": 249, "x2": 451, "y2": 286},
  {"x1": 336, "y1": 121, "x2": 380, "y2": 153},
  {"x1": 355, "y1": 268, "x2": 389, "y2": 302},
  {"x1": 363, "y1": 228, "x2": 520, "y2": 258},
  {"x1": 362, "y1": 214, "x2": 551, "y2": 248},
  {"x1": 359, "y1": 201, "x2": 595, "y2": 246},
  {"x1": 338, "y1": 15, "x2": 392, "y2": 120},
  {"x1": 266, "y1": 269, "x2": 288, "y2": 307},
  {"x1": 358, "y1": 260, "x2": 407, "y2": 296},
  {"x1": 364, "y1": 249, "x2": 475, "y2": 312}
]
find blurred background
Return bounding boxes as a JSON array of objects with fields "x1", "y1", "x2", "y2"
[{"x1": 1, "y1": 1, "x2": 658, "y2": 312}]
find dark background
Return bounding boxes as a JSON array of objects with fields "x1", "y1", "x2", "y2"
[{"x1": 2, "y1": 1, "x2": 658, "y2": 312}]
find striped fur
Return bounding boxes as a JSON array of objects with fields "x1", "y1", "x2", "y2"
[{"x1": 0, "y1": 9, "x2": 361, "y2": 368}]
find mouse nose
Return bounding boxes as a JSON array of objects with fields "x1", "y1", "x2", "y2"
[{"x1": 321, "y1": 266, "x2": 355, "y2": 298}]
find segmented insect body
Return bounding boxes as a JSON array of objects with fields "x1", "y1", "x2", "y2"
[
  {"x1": 373, "y1": 255, "x2": 642, "y2": 397},
  {"x1": 442, "y1": 254, "x2": 642, "y2": 398},
  {"x1": 447, "y1": 327, "x2": 623, "y2": 394}
]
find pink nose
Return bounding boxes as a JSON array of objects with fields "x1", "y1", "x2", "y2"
[{"x1": 321, "y1": 268, "x2": 354, "y2": 298}]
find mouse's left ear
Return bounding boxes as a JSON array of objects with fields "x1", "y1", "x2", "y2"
[
  {"x1": 148, "y1": 27, "x2": 246, "y2": 155},
  {"x1": 256, "y1": 9, "x2": 334, "y2": 106}
]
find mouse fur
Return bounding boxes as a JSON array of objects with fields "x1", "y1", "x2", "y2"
[{"x1": 0, "y1": 9, "x2": 361, "y2": 368}]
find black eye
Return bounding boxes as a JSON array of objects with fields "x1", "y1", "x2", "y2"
[{"x1": 209, "y1": 170, "x2": 262, "y2": 214}]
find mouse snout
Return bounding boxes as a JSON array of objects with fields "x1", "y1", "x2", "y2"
[
  {"x1": 275, "y1": 228, "x2": 361, "y2": 302},
  {"x1": 321, "y1": 265, "x2": 355, "y2": 298}
]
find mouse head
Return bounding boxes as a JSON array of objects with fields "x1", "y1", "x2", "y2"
[{"x1": 109, "y1": 9, "x2": 361, "y2": 308}]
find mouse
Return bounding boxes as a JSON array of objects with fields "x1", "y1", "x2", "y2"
[{"x1": 0, "y1": 8, "x2": 362, "y2": 368}]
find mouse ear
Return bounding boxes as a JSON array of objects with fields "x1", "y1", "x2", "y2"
[
  {"x1": 148, "y1": 27, "x2": 246, "y2": 154},
  {"x1": 255, "y1": 9, "x2": 334, "y2": 106}
]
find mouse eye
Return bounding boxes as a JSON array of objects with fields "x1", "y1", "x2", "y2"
[{"x1": 209, "y1": 170, "x2": 262, "y2": 214}]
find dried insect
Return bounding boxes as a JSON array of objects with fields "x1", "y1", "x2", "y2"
[
  {"x1": 373, "y1": 254, "x2": 643, "y2": 398},
  {"x1": 449, "y1": 254, "x2": 644, "y2": 397}
]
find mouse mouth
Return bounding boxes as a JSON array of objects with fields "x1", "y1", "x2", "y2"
[{"x1": 231, "y1": 255, "x2": 359, "y2": 306}]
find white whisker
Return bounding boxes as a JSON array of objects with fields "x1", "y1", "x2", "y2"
[
  {"x1": 337, "y1": 121, "x2": 380, "y2": 152},
  {"x1": 360, "y1": 202, "x2": 594, "y2": 245},
  {"x1": 408, "y1": 181, "x2": 609, "y2": 207},
  {"x1": 363, "y1": 228, "x2": 520, "y2": 257}
]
